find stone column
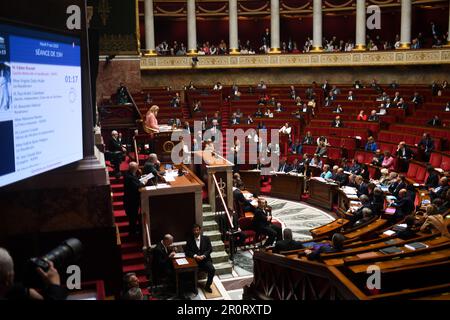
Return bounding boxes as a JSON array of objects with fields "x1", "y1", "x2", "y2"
[
  {"x1": 399, "y1": 0, "x2": 412, "y2": 49},
  {"x1": 312, "y1": 0, "x2": 323, "y2": 51},
  {"x1": 187, "y1": 0, "x2": 197, "y2": 55},
  {"x1": 354, "y1": 0, "x2": 366, "y2": 51},
  {"x1": 446, "y1": 4, "x2": 450, "y2": 46},
  {"x1": 144, "y1": 0, "x2": 156, "y2": 55},
  {"x1": 229, "y1": 0, "x2": 239, "y2": 54},
  {"x1": 270, "y1": 0, "x2": 281, "y2": 53}
]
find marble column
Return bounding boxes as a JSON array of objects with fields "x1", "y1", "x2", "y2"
[
  {"x1": 399, "y1": 0, "x2": 411, "y2": 49},
  {"x1": 447, "y1": 4, "x2": 450, "y2": 46},
  {"x1": 144, "y1": 0, "x2": 156, "y2": 55},
  {"x1": 312, "y1": 0, "x2": 323, "y2": 51},
  {"x1": 229, "y1": 0, "x2": 239, "y2": 54},
  {"x1": 270, "y1": 0, "x2": 281, "y2": 53},
  {"x1": 354, "y1": 0, "x2": 366, "y2": 51},
  {"x1": 187, "y1": 0, "x2": 197, "y2": 55}
]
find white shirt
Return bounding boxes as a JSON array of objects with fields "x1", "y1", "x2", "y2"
[
  {"x1": 195, "y1": 236, "x2": 201, "y2": 250},
  {"x1": 279, "y1": 126, "x2": 292, "y2": 135}
]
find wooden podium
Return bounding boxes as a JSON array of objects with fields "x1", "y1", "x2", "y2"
[
  {"x1": 308, "y1": 177, "x2": 339, "y2": 211},
  {"x1": 140, "y1": 164, "x2": 204, "y2": 244},
  {"x1": 271, "y1": 173, "x2": 304, "y2": 201},
  {"x1": 239, "y1": 170, "x2": 261, "y2": 197}
]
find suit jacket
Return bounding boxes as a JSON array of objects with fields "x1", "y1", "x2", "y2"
[
  {"x1": 431, "y1": 185, "x2": 449, "y2": 200},
  {"x1": 123, "y1": 171, "x2": 144, "y2": 207},
  {"x1": 152, "y1": 242, "x2": 174, "y2": 277},
  {"x1": 331, "y1": 120, "x2": 343, "y2": 128},
  {"x1": 389, "y1": 181, "x2": 407, "y2": 197},
  {"x1": 396, "y1": 147, "x2": 413, "y2": 160},
  {"x1": 427, "y1": 118, "x2": 442, "y2": 126},
  {"x1": 335, "y1": 173, "x2": 348, "y2": 186},
  {"x1": 233, "y1": 188, "x2": 252, "y2": 209},
  {"x1": 185, "y1": 235, "x2": 213, "y2": 263},
  {"x1": 278, "y1": 163, "x2": 291, "y2": 173},
  {"x1": 426, "y1": 173, "x2": 439, "y2": 189},
  {"x1": 356, "y1": 182, "x2": 368, "y2": 196},
  {"x1": 273, "y1": 240, "x2": 304, "y2": 254},
  {"x1": 252, "y1": 207, "x2": 271, "y2": 231},
  {"x1": 418, "y1": 138, "x2": 435, "y2": 153},
  {"x1": 108, "y1": 137, "x2": 123, "y2": 152},
  {"x1": 392, "y1": 197, "x2": 414, "y2": 217},
  {"x1": 302, "y1": 136, "x2": 314, "y2": 145}
]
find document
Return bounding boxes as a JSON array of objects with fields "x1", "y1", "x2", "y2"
[
  {"x1": 173, "y1": 252, "x2": 186, "y2": 258},
  {"x1": 175, "y1": 258, "x2": 189, "y2": 265}
]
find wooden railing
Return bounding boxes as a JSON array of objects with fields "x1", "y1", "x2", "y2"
[{"x1": 212, "y1": 173, "x2": 234, "y2": 230}]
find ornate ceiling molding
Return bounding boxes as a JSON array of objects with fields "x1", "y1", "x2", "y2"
[{"x1": 140, "y1": 49, "x2": 450, "y2": 70}]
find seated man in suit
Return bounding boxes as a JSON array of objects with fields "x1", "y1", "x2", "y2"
[
  {"x1": 334, "y1": 168, "x2": 348, "y2": 186},
  {"x1": 430, "y1": 177, "x2": 449, "y2": 201},
  {"x1": 108, "y1": 130, "x2": 126, "y2": 178},
  {"x1": 354, "y1": 208, "x2": 374, "y2": 227},
  {"x1": 370, "y1": 187, "x2": 385, "y2": 216},
  {"x1": 277, "y1": 158, "x2": 291, "y2": 173},
  {"x1": 388, "y1": 174, "x2": 407, "y2": 198},
  {"x1": 290, "y1": 138, "x2": 302, "y2": 154},
  {"x1": 142, "y1": 153, "x2": 165, "y2": 183},
  {"x1": 273, "y1": 228, "x2": 303, "y2": 254},
  {"x1": 305, "y1": 233, "x2": 346, "y2": 261},
  {"x1": 252, "y1": 198, "x2": 282, "y2": 247},
  {"x1": 427, "y1": 115, "x2": 442, "y2": 127},
  {"x1": 388, "y1": 189, "x2": 414, "y2": 220},
  {"x1": 185, "y1": 224, "x2": 215, "y2": 293},
  {"x1": 152, "y1": 234, "x2": 176, "y2": 286},
  {"x1": 425, "y1": 165, "x2": 439, "y2": 189},
  {"x1": 349, "y1": 195, "x2": 372, "y2": 225},
  {"x1": 331, "y1": 115, "x2": 343, "y2": 128},
  {"x1": 233, "y1": 180, "x2": 254, "y2": 213},
  {"x1": 355, "y1": 175, "x2": 368, "y2": 197}
]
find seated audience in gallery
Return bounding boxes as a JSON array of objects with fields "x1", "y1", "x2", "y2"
[
  {"x1": 426, "y1": 115, "x2": 442, "y2": 127},
  {"x1": 331, "y1": 115, "x2": 343, "y2": 128},
  {"x1": 411, "y1": 91, "x2": 423, "y2": 105},
  {"x1": 333, "y1": 104, "x2": 343, "y2": 113},
  {"x1": 364, "y1": 136, "x2": 378, "y2": 152},
  {"x1": 368, "y1": 110, "x2": 379, "y2": 122},
  {"x1": 302, "y1": 131, "x2": 314, "y2": 145},
  {"x1": 334, "y1": 168, "x2": 348, "y2": 186},
  {"x1": 320, "y1": 164, "x2": 333, "y2": 179},
  {"x1": 290, "y1": 138, "x2": 302, "y2": 155},
  {"x1": 309, "y1": 154, "x2": 323, "y2": 168},
  {"x1": 254, "y1": 107, "x2": 263, "y2": 118},
  {"x1": 371, "y1": 149, "x2": 384, "y2": 166},
  {"x1": 356, "y1": 110, "x2": 367, "y2": 121},
  {"x1": 388, "y1": 189, "x2": 415, "y2": 220},
  {"x1": 429, "y1": 177, "x2": 449, "y2": 201}
]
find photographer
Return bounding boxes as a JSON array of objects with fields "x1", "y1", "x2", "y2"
[{"x1": 0, "y1": 247, "x2": 67, "y2": 300}]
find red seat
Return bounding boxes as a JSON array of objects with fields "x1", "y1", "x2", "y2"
[
  {"x1": 430, "y1": 153, "x2": 442, "y2": 168},
  {"x1": 415, "y1": 166, "x2": 427, "y2": 183},
  {"x1": 406, "y1": 163, "x2": 419, "y2": 180}
]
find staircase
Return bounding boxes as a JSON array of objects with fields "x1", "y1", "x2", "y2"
[{"x1": 202, "y1": 204, "x2": 233, "y2": 276}]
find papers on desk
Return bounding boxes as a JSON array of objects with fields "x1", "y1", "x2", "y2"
[
  {"x1": 386, "y1": 195, "x2": 397, "y2": 201},
  {"x1": 145, "y1": 183, "x2": 171, "y2": 190},
  {"x1": 175, "y1": 258, "x2": 189, "y2": 265},
  {"x1": 313, "y1": 177, "x2": 326, "y2": 183},
  {"x1": 379, "y1": 186, "x2": 389, "y2": 193},
  {"x1": 251, "y1": 199, "x2": 258, "y2": 207},
  {"x1": 173, "y1": 252, "x2": 186, "y2": 259},
  {"x1": 343, "y1": 171, "x2": 352, "y2": 175},
  {"x1": 244, "y1": 193, "x2": 253, "y2": 200},
  {"x1": 159, "y1": 125, "x2": 174, "y2": 132},
  {"x1": 163, "y1": 170, "x2": 179, "y2": 182},
  {"x1": 383, "y1": 230, "x2": 396, "y2": 236},
  {"x1": 341, "y1": 186, "x2": 357, "y2": 194},
  {"x1": 350, "y1": 201, "x2": 362, "y2": 206},
  {"x1": 139, "y1": 173, "x2": 154, "y2": 184}
]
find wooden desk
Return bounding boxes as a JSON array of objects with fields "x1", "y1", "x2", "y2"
[
  {"x1": 140, "y1": 164, "x2": 204, "y2": 244},
  {"x1": 270, "y1": 173, "x2": 304, "y2": 201},
  {"x1": 172, "y1": 257, "x2": 198, "y2": 297},
  {"x1": 308, "y1": 178, "x2": 338, "y2": 211},
  {"x1": 239, "y1": 170, "x2": 261, "y2": 197}
]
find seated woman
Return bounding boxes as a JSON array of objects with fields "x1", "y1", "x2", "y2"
[
  {"x1": 381, "y1": 151, "x2": 395, "y2": 171},
  {"x1": 144, "y1": 105, "x2": 160, "y2": 133},
  {"x1": 356, "y1": 110, "x2": 367, "y2": 121},
  {"x1": 279, "y1": 122, "x2": 292, "y2": 136},
  {"x1": 305, "y1": 233, "x2": 346, "y2": 261}
]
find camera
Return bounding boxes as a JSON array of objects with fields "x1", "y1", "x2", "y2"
[{"x1": 24, "y1": 238, "x2": 83, "y2": 288}]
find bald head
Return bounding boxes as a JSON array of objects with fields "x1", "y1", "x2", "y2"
[
  {"x1": 0, "y1": 248, "x2": 14, "y2": 290},
  {"x1": 399, "y1": 189, "x2": 408, "y2": 198},
  {"x1": 128, "y1": 161, "x2": 139, "y2": 174},
  {"x1": 163, "y1": 234, "x2": 174, "y2": 246}
]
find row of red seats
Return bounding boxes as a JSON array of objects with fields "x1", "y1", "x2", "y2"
[{"x1": 378, "y1": 131, "x2": 442, "y2": 151}]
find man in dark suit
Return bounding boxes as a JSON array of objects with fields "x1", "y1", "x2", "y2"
[
  {"x1": 389, "y1": 189, "x2": 414, "y2": 220},
  {"x1": 152, "y1": 234, "x2": 176, "y2": 285},
  {"x1": 273, "y1": 228, "x2": 303, "y2": 254},
  {"x1": 425, "y1": 166, "x2": 439, "y2": 189},
  {"x1": 396, "y1": 142, "x2": 413, "y2": 172},
  {"x1": 277, "y1": 158, "x2": 291, "y2": 173},
  {"x1": 355, "y1": 175, "x2": 368, "y2": 197},
  {"x1": 427, "y1": 115, "x2": 442, "y2": 127},
  {"x1": 290, "y1": 139, "x2": 302, "y2": 154},
  {"x1": 331, "y1": 116, "x2": 343, "y2": 128},
  {"x1": 123, "y1": 162, "x2": 145, "y2": 236},
  {"x1": 349, "y1": 195, "x2": 373, "y2": 225},
  {"x1": 233, "y1": 181, "x2": 254, "y2": 213},
  {"x1": 334, "y1": 168, "x2": 348, "y2": 186},
  {"x1": 108, "y1": 130, "x2": 126, "y2": 178},
  {"x1": 430, "y1": 177, "x2": 449, "y2": 201},
  {"x1": 185, "y1": 224, "x2": 215, "y2": 293},
  {"x1": 252, "y1": 198, "x2": 282, "y2": 247},
  {"x1": 417, "y1": 133, "x2": 435, "y2": 161},
  {"x1": 388, "y1": 175, "x2": 407, "y2": 198}
]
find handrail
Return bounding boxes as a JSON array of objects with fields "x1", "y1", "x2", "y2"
[
  {"x1": 142, "y1": 208, "x2": 151, "y2": 251},
  {"x1": 212, "y1": 173, "x2": 234, "y2": 230},
  {"x1": 133, "y1": 136, "x2": 140, "y2": 163},
  {"x1": 125, "y1": 87, "x2": 143, "y2": 120}
]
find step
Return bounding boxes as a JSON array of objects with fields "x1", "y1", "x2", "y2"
[
  {"x1": 122, "y1": 251, "x2": 144, "y2": 265},
  {"x1": 213, "y1": 261, "x2": 233, "y2": 276},
  {"x1": 120, "y1": 241, "x2": 142, "y2": 254},
  {"x1": 202, "y1": 220, "x2": 219, "y2": 232},
  {"x1": 211, "y1": 251, "x2": 230, "y2": 264},
  {"x1": 203, "y1": 211, "x2": 216, "y2": 222},
  {"x1": 202, "y1": 204, "x2": 213, "y2": 213},
  {"x1": 122, "y1": 263, "x2": 147, "y2": 276},
  {"x1": 211, "y1": 240, "x2": 225, "y2": 252},
  {"x1": 203, "y1": 230, "x2": 222, "y2": 242}
]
